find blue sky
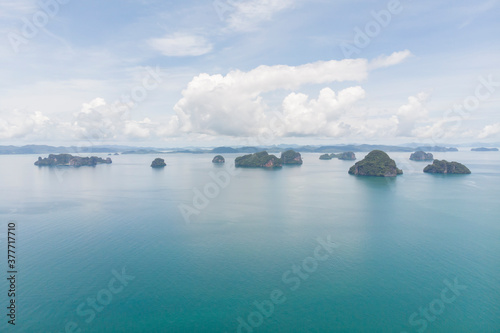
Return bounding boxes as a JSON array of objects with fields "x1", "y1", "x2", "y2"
[{"x1": 0, "y1": 0, "x2": 499, "y2": 147}]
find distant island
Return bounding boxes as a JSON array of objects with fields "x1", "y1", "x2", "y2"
[
  {"x1": 0, "y1": 144, "x2": 465, "y2": 155},
  {"x1": 235, "y1": 151, "x2": 282, "y2": 168},
  {"x1": 151, "y1": 158, "x2": 166, "y2": 168},
  {"x1": 423, "y1": 160, "x2": 471, "y2": 174},
  {"x1": 410, "y1": 151, "x2": 434, "y2": 161},
  {"x1": 471, "y1": 147, "x2": 498, "y2": 152},
  {"x1": 212, "y1": 155, "x2": 225, "y2": 163},
  {"x1": 34, "y1": 154, "x2": 112, "y2": 167},
  {"x1": 320, "y1": 152, "x2": 356, "y2": 160},
  {"x1": 348, "y1": 150, "x2": 402, "y2": 177},
  {"x1": 281, "y1": 150, "x2": 302, "y2": 165}
]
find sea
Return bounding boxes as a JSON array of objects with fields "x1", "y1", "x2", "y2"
[{"x1": 0, "y1": 151, "x2": 499, "y2": 332}]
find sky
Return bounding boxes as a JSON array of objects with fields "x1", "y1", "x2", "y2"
[{"x1": 0, "y1": 0, "x2": 499, "y2": 147}]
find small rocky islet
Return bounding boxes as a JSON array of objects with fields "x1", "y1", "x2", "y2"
[
  {"x1": 235, "y1": 151, "x2": 283, "y2": 168},
  {"x1": 319, "y1": 152, "x2": 356, "y2": 160},
  {"x1": 281, "y1": 150, "x2": 303, "y2": 165},
  {"x1": 410, "y1": 151, "x2": 434, "y2": 161},
  {"x1": 34, "y1": 154, "x2": 112, "y2": 167},
  {"x1": 348, "y1": 150, "x2": 402, "y2": 177},
  {"x1": 423, "y1": 160, "x2": 471, "y2": 174},
  {"x1": 212, "y1": 155, "x2": 225, "y2": 163},
  {"x1": 234, "y1": 150, "x2": 303, "y2": 168},
  {"x1": 151, "y1": 158, "x2": 166, "y2": 168}
]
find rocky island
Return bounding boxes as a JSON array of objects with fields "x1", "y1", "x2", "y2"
[
  {"x1": 151, "y1": 158, "x2": 166, "y2": 168},
  {"x1": 423, "y1": 160, "x2": 471, "y2": 174},
  {"x1": 235, "y1": 151, "x2": 282, "y2": 168},
  {"x1": 348, "y1": 150, "x2": 402, "y2": 177},
  {"x1": 471, "y1": 147, "x2": 498, "y2": 152},
  {"x1": 410, "y1": 151, "x2": 434, "y2": 161},
  {"x1": 212, "y1": 155, "x2": 225, "y2": 163},
  {"x1": 280, "y1": 150, "x2": 302, "y2": 165},
  {"x1": 319, "y1": 152, "x2": 356, "y2": 160},
  {"x1": 319, "y1": 153, "x2": 333, "y2": 160},
  {"x1": 34, "y1": 154, "x2": 112, "y2": 167}
]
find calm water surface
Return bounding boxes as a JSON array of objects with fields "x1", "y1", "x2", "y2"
[{"x1": 0, "y1": 151, "x2": 498, "y2": 332}]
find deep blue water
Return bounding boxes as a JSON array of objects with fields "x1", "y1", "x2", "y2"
[{"x1": 0, "y1": 151, "x2": 499, "y2": 332}]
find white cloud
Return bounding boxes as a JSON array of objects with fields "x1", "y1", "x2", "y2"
[
  {"x1": 478, "y1": 123, "x2": 500, "y2": 139},
  {"x1": 279, "y1": 86, "x2": 365, "y2": 136},
  {"x1": 226, "y1": 0, "x2": 295, "y2": 32},
  {"x1": 395, "y1": 92, "x2": 429, "y2": 136},
  {"x1": 173, "y1": 51, "x2": 409, "y2": 137},
  {"x1": 0, "y1": 109, "x2": 50, "y2": 140},
  {"x1": 148, "y1": 33, "x2": 213, "y2": 57},
  {"x1": 369, "y1": 50, "x2": 413, "y2": 70}
]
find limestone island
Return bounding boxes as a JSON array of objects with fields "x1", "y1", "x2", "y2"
[
  {"x1": 35, "y1": 154, "x2": 111, "y2": 167},
  {"x1": 410, "y1": 151, "x2": 434, "y2": 161},
  {"x1": 348, "y1": 150, "x2": 402, "y2": 177},
  {"x1": 151, "y1": 158, "x2": 166, "y2": 168},
  {"x1": 280, "y1": 150, "x2": 302, "y2": 165},
  {"x1": 235, "y1": 151, "x2": 282, "y2": 168},
  {"x1": 423, "y1": 160, "x2": 471, "y2": 174},
  {"x1": 471, "y1": 147, "x2": 498, "y2": 152},
  {"x1": 212, "y1": 155, "x2": 225, "y2": 163},
  {"x1": 320, "y1": 152, "x2": 356, "y2": 160}
]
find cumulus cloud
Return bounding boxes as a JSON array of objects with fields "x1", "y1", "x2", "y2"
[
  {"x1": 395, "y1": 92, "x2": 429, "y2": 136},
  {"x1": 279, "y1": 86, "x2": 365, "y2": 136},
  {"x1": 225, "y1": 0, "x2": 295, "y2": 32},
  {"x1": 478, "y1": 123, "x2": 500, "y2": 139},
  {"x1": 0, "y1": 110, "x2": 51, "y2": 140},
  {"x1": 173, "y1": 51, "x2": 409, "y2": 137},
  {"x1": 148, "y1": 33, "x2": 213, "y2": 56}
]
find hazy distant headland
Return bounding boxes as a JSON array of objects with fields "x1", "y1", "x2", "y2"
[{"x1": 0, "y1": 144, "x2": 470, "y2": 155}]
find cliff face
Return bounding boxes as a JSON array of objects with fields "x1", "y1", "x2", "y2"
[
  {"x1": 35, "y1": 154, "x2": 112, "y2": 167},
  {"x1": 348, "y1": 150, "x2": 402, "y2": 177},
  {"x1": 423, "y1": 160, "x2": 471, "y2": 174},
  {"x1": 280, "y1": 150, "x2": 303, "y2": 165},
  {"x1": 410, "y1": 151, "x2": 434, "y2": 161},
  {"x1": 235, "y1": 151, "x2": 282, "y2": 168}
]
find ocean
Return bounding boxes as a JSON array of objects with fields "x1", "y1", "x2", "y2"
[{"x1": 0, "y1": 151, "x2": 499, "y2": 332}]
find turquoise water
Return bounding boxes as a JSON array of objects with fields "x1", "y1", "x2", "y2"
[{"x1": 0, "y1": 151, "x2": 499, "y2": 332}]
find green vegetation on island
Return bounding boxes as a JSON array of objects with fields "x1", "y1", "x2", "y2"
[
  {"x1": 280, "y1": 150, "x2": 303, "y2": 165},
  {"x1": 348, "y1": 150, "x2": 402, "y2": 177},
  {"x1": 235, "y1": 151, "x2": 282, "y2": 168},
  {"x1": 423, "y1": 160, "x2": 471, "y2": 174},
  {"x1": 34, "y1": 154, "x2": 112, "y2": 167},
  {"x1": 319, "y1": 152, "x2": 356, "y2": 160},
  {"x1": 410, "y1": 151, "x2": 434, "y2": 161},
  {"x1": 212, "y1": 155, "x2": 225, "y2": 163},
  {"x1": 151, "y1": 158, "x2": 166, "y2": 168}
]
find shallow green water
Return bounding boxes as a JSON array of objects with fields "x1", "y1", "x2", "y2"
[{"x1": 0, "y1": 151, "x2": 498, "y2": 332}]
